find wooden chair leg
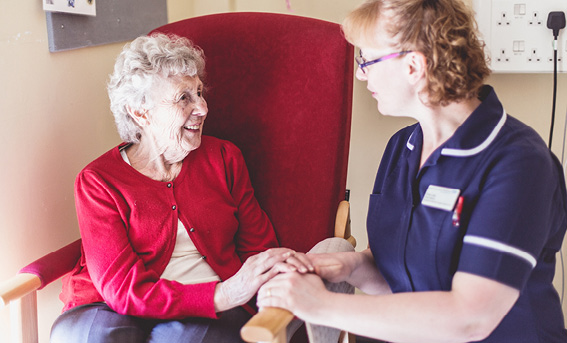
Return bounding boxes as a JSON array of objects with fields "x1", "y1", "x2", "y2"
[{"x1": 10, "y1": 291, "x2": 38, "y2": 343}]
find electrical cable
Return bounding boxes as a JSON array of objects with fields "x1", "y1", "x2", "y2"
[
  {"x1": 549, "y1": 47, "x2": 558, "y2": 148},
  {"x1": 547, "y1": 11, "x2": 565, "y2": 148},
  {"x1": 547, "y1": 11, "x2": 566, "y2": 306}
]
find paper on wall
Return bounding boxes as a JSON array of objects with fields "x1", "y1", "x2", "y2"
[{"x1": 43, "y1": 0, "x2": 96, "y2": 17}]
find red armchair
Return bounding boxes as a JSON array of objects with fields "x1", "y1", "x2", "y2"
[{"x1": 0, "y1": 12, "x2": 354, "y2": 343}]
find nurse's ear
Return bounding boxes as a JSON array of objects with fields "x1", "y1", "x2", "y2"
[
  {"x1": 126, "y1": 105, "x2": 150, "y2": 127},
  {"x1": 405, "y1": 51, "x2": 427, "y2": 86}
]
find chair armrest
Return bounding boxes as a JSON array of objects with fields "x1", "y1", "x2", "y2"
[
  {"x1": 18, "y1": 239, "x2": 82, "y2": 290},
  {"x1": 1, "y1": 239, "x2": 81, "y2": 308},
  {"x1": 334, "y1": 200, "x2": 356, "y2": 248},
  {"x1": 1, "y1": 240, "x2": 80, "y2": 343},
  {"x1": 240, "y1": 307, "x2": 295, "y2": 342},
  {"x1": 0, "y1": 273, "x2": 41, "y2": 307}
]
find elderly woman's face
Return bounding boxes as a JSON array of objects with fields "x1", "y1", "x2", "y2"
[{"x1": 144, "y1": 74, "x2": 208, "y2": 160}]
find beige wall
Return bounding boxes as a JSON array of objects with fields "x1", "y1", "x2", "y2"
[
  {"x1": 0, "y1": 2, "x2": 193, "y2": 341},
  {"x1": 0, "y1": 1, "x2": 565, "y2": 342}
]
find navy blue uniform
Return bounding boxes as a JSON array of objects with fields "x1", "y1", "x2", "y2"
[{"x1": 368, "y1": 86, "x2": 567, "y2": 342}]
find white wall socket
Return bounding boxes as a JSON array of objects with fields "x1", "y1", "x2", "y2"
[{"x1": 472, "y1": 0, "x2": 567, "y2": 73}]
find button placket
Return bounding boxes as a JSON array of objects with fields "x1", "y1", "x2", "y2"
[{"x1": 167, "y1": 183, "x2": 176, "y2": 210}]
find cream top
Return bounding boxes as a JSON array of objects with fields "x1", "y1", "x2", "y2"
[{"x1": 120, "y1": 148, "x2": 221, "y2": 285}]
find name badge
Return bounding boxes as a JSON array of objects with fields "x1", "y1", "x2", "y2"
[{"x1": 421, "y1": 185, "x2": 460, "y2": 211}]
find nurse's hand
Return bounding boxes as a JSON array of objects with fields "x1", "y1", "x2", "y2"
[
  {"x1": 257, "y1": 272, "x2": 328, "y2": 321},
  {"x1": 214, "y1": 248, "x2": 298, "y2": 312},
  {"x1": 307, "y1": 252, "x2": 355, "y2": 283},
  {"x1": 273, "y1": 251, "x2": 315, "y2": 274},
  {"x1": 270, "y1": 251, "x2": 357, "y2": 282}
]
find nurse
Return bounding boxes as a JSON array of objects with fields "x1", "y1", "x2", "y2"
[{"x1": 257, "y1": 0, "x2": 567, "y2": 342}]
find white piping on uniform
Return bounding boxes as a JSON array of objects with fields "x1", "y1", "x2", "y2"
[
  {"x1": 441, "y1": 109, "x2": 507, "y2": 157},
  {"x1": 406, "y1": 133, "x2": 415, "y2": 151},
  {"x1": 463, "y1": 235, "x2": 537, "y2": 268}
]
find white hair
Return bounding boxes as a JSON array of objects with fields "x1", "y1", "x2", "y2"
[{"x1": 107, "y1": 33, "x2": 206, "y2": 143}]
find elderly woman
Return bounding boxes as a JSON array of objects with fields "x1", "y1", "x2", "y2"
[
  {"x1": 258, "y1": 1, "x2": 567, "y2": 342},
  {"x1": 50, "y1": 33, "x2": 304, "y2": 343}
]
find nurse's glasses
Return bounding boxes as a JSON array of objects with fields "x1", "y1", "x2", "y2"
[{"x1": 356, "y1": 50, "x2": 413, "y2": 74}]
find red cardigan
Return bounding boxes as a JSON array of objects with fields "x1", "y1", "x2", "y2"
[{"x1": 60, "y1": 136, "x2": 278, "y2": 319}]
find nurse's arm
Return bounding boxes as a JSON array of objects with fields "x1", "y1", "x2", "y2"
[
  {"x1": 260, "y1": 271, "x2": 519, "y2": 343},
  {"x1": 318, "y1": 271, "x2": 519, "y2": 343},
  {"x1": 344, "y1": 248, "x2": 392, "y2": 295}
]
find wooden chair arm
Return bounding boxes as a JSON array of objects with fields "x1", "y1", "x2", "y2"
[
  {"x1": 240, "y1": 307, "x2": 295, "y2": 342},
  {"x1": 335, "y1": 200, "x2": 356, "y2": 248},
  {"x1": 0, "y1": 273, "x2": 41, "y2": 307}
]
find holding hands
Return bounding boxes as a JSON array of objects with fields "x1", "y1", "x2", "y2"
[
  {"x1": 215, "y1": 244, "x2": 361, "y2": 322},
  {"x1": 213, "y1": 247, "x2": 315, "y2": 312},
  {"x1": 256, "y1": 250, "x2": 356, "y2": 320}
]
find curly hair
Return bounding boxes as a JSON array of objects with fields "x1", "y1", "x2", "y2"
[
  {"x1": 342, "y1": 0, "x2": 491, "y2": 106},
  {"x1": 107, "y1": 33, "x2": 206, "y2": 143}
]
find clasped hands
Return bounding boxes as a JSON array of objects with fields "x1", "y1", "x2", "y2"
[
  {"x1": 215, "y1": 247, "x2": 352, "y2": 318},
  {"x1": 257, "y1": 249, "x2": 353, "y2": 321}
]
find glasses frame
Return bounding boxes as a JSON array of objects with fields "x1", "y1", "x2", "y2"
[{"x1": 356, "y1": 50, "x2": 413, "y2": 74}]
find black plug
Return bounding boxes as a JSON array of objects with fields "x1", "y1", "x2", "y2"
[{"x1": 547, "y1": 11, "x2": 566, "y2": 39}]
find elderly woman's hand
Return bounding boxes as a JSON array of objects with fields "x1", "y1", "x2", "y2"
[{"x1": 213, "y1": 248, "x2": 312, "y2": 312}]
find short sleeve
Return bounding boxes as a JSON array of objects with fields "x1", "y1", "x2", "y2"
[{"x1": 458, "y1": 145, "x2": 565, "y2": 290}]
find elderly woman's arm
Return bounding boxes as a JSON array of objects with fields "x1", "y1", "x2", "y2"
[
  {"x1": 76, "y1": 166, "x2": 245, "y2": 319},
  {"x1": 211, "y1": 140, "x2": 305, "y2": 311},
  {"x1": 74, "y1": 139, "x2": 300, "y2": 319},
  {"x1": 220, "y1": 141, "x2": 279, "y2": 261},
  {"x1": 75, "y1": 167, "x2": 289, "y2": 319},
  {"x1": 75, "y1": 169, "x2": 217, "y2": 319}
]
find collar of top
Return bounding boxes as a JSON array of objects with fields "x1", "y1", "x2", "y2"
[{"x1": 406, "y1": 85, "x2": 507, "y2": 159}]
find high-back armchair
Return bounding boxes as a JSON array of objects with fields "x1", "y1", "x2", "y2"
[
  {"x1": 0, "y1": 12, "x2": 354, "y2": 343},
  {"x1": 153, "y1": 13, "x2": 354, "y2": 252}
]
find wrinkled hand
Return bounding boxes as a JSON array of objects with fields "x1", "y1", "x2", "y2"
[
  {"x1": 214, "y1": 248, "x2": 310, "y2": 312},
  {"x1": 257, "y1": 272, "x2": 328, "y2": 322}
]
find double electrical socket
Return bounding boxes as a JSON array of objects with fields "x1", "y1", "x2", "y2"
[{"x1": 473, "y1": 0, "x2": 567, "y2": 73}]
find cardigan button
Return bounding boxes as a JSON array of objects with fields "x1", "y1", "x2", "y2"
[
  {"x1": 190, "y1": 228, "x2": 195, "y2": 232},
  {"x1": 167, "y1": 183, "x2": 172, "y2": 188},
  {"x1": 172, "y1": 205, "x2": 176, "y2": 210}
]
